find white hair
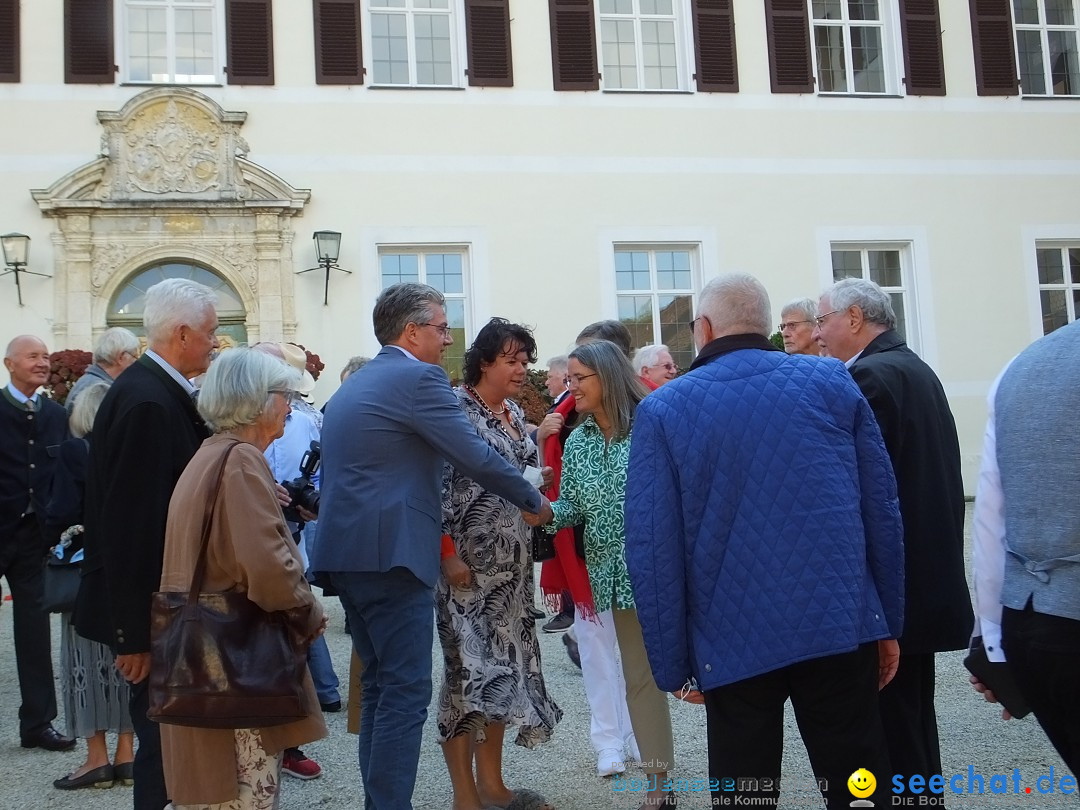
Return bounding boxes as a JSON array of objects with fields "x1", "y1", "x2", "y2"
[
  {"x1": 697, "y1": 273, "x2": 772, "y2": 338},
  {"x1": 143, "y1": 278, "x2": 218, "y2": 344},
  {"x1": 197, "y1": 348, "x2": 299, "y2": 434},
  {"x1": 546, "y1": 355, "x2": 568, "y2": 374},
  {"x1": 780, "y1": 298, "x2": 817, "y2": 324},
  {"x1": 631, "y1": 344, "x2": 670, "y2": 375},
  {"x1": 825, "y1": 278, "x2": 897, "y2": 329},
  {"x1": 93, "y1": 327, "x2": 140, "y2": 365}
]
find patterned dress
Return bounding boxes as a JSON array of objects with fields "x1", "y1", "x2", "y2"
[{"x1": 435, "y1": 388, "x2": 562, "y2": 747}]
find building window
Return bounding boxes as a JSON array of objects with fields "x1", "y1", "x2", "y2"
[
  {"x1": 1014, "y1": 0, "x2": 1080, "y2": 96},
  {"x1": 809, "y1": 0, "x2": 897, "y2": 94},
  {"x1": 1035, "y1": 244, "x2": 1080, "y2": 333},
  {"x1": 598, "y1": 0, "x2": 687, "y2": 90},
  {"x1": 379, "y1": 247, "x2": 469, "y2": 380},
  {"x1": 614, "y1": 246, "x2": 697, "y2": 371},
  {"x1": 369, "y1": 0, "x2": 458, "y2": 86},
  {"x1": 122, "y1": 0, "x2": 221, "y2": 83},
  {"x1": 830, "y1": 243, "x2": 917, "y2": 347}
]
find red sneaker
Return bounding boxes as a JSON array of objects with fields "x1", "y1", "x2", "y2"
[{"x1": 281, "y1": 748, "x2": 322, "y2": 780}]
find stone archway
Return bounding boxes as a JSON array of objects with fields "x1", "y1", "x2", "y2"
[{"x1": 30, "y1": 87, "x2": 310, "y2": 349}]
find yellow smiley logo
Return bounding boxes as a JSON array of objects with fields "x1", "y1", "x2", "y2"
[{"x1": 848, "y1": 768, "x2": 877, "y2": 798}]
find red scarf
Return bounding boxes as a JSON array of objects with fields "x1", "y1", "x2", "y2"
[{"x1": 538, "y1": 394, "x2": 597, "y2": 621}]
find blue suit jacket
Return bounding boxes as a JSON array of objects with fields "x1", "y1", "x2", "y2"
[{"x1": 312, "y1": 346, "x2": 543, "y2": 588}]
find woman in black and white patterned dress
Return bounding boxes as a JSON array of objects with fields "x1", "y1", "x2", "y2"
[{"x1": 437, "y1": 318, "x2": 561, "y2": 810}]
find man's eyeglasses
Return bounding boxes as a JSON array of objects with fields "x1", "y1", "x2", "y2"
[
  {"x1": 418, "y1": 322, "x2": 452, "y2": 338},
  {"x1": 778, "y1": 320, "x2": 813, "y2": 331},
  {"x1": 564, "y1": 373, "x2": 598, "y2": 387},
  {"x1": 688, "y1": 317, "x2": 701, "y2": 334},
  {"x1": 814, "y1": 310, "x2": 839, "y2": 326}
]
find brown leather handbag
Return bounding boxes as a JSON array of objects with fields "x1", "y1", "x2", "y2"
[{"x1": 148, "y1": 441, "x2": 308, "y2": 729}]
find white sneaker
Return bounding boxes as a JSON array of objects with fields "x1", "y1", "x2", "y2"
[
  {"x1": 597, "y1": 747, "x2": 626, "y2": 777},
  {"x1": 625, "y1": 734, "x2": 641, "y2": 763}
]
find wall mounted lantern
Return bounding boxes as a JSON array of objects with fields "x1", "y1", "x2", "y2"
[
  {"x1": 298, "y1": 230, "x2": 351, "y2": 305},
  {"x1": 1, "y1": 233, "x2": 50, "y2": 306}
]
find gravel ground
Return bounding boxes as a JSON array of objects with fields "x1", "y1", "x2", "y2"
[{"x1": 0, "y1": 506, "x2": 1070, "y2": 810}]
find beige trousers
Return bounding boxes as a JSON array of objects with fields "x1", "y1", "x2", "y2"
[{"x1": 612, "y1": 607, "x2": 675, "y2": 774}]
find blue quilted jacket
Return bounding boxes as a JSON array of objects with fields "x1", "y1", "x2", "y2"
[{"x1": 624, "y1": 344, "x2": 905, "y2": 692}]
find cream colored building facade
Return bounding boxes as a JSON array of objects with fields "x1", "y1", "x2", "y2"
[{"x1": 0, "y1": 0, "x2": 1077, "y2": 489}]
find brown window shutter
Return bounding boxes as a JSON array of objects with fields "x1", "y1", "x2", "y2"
[
  {"x1": 549, "y1": 0, "x2": 598, "y2": 91},
  {"x1": 226, "y1": 0, "x2": 274, "y2": 85},
  {"x1": 969, "y1": 0, "x2": 1017, "y2": 95},
  {"x1": 764, "y1": 0, "x2": 812, "y2": 93},
  {"x1": 465, "y1": 0, "x2": 513, "y2": 87},
  {"x1": 691, "y1": 0, "x2": 738, "y2": 92},
  {"x1": 0, "y1": 0, "x2": 18, "y2": 82},
  {"x1": 64, "y1": 0, "x2": 114, "y2": 84},
  {"x1": 314, "y1": 0, "x2": 363, "y2": 85},
  {"x1": 899, "y1": 0, "x2": 945, "y2": 95}
]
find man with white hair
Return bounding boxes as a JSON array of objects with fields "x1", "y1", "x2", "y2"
[
  {"x1": 778, "y1": 297, "x2": 820, "y2": 356},
  {"x1": 814, "y1": 277, "x2": 973, "y2": 801},
  {"x1": 76, "y1": 278, "x2": 218, "y2": 810},
  {"x1": 626, "y1": 273, "x2": 904, "y2": 809},
  {"x1": 631, "y1": 344, "x2": 677, "y2": 388},
  {"x1": 65, "y1": 327, "x2": 140, "y2": 413}
]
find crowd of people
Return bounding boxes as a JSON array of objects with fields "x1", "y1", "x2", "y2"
[{"x1": 0, "y1": 271, "x2": 1076, "y2": 810}]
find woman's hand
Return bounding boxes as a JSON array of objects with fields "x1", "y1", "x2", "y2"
[
  {"x1": 540, "y1": 466, "x2": 554, "y2": 490},
  {"x1": 536, "y1": 413, "x2": 564, "y2": 443},
  {"x1": 441, "y1": 554, "x2": 473, "y2": 589}
]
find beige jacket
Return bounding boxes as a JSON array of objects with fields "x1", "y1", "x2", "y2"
[{"x1": 159, "y1": 434, "x2": 327, "y2": 805}]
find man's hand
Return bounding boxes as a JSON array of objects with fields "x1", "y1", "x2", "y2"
[
  {"x1": 274, "y1": 482, "x2": 291, "y2": 508},
  {"x1": 441, "y1": 554, "x2": 473, "y2": 589},
  {"x1": 296, "y1": 506, "x2": 318, "y2": 523},
  {"x1": 521, "y1": 496, "x2": 553, "y2": 527},
  {"x1": 116, "y1": 652, "x2": 151, "y2": 684},
  {"x1": 969, "y1": 675, "x2": 1012, "y2": 720},
  {"x1": 536, "y1": 413, "x2": 564, "y2": 443},
  {"x1": 877, "y1": 639, "x2": 899, "y2": 689}
]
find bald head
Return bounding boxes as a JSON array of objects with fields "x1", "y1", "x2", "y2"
[{"x1": 4, "y1": 335, "x2": 51, "y2": 397}]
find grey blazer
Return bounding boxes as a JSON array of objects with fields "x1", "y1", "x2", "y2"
[{"x1": 312, "y1": 345, "x2": 543, "y2": 588}]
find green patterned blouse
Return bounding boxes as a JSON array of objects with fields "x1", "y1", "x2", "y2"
[{"x1": 550, "y1": 415, "x2": 636, "y2": 612}]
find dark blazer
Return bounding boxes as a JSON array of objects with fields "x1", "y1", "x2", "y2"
[
  {"x1": 0, "y1": 393, "x2": 66, "y2": 541},
  {"x1": 44, "y1": 436, "x2": 90, "y2": 546},
  {"x1": 849, "y1": 330, "x2": 973, "y2": 654},
  {"x1": 312, "y1": 345, "x2": 544, "y2": 589},
  {"x1": 74, "y1": 355, "x2": 209, "y2": 653}
]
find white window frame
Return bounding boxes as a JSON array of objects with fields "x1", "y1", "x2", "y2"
[
  {"x1": 118, "y1": 0, "x2": 226, "y2": 85},
  {"x1": 1014, "y1": 0, "x2": 1080, "y2": 97},
  {"x1": 807, "y1": 0, "x2": 904, "y2": 96},
  {"x1": 597, "y1": 0, "x2": 693, "y2": 92},
  {"x1": 1032, "y1": 240, "x2": 1080, "y2": 334},
  {"x1": 365, "y1": 0, "x2": 465, "y2": 88}
]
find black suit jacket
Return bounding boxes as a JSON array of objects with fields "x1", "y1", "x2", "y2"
[
  {"x1": 0, "y1": 394, "x2": 66, "y2": 541},
  {"x1": 74, "y1": 355, "x2": 210, "y2": 652},
  {"x1": 849, "y1": 330, "x2": 973, "y2": 654}
]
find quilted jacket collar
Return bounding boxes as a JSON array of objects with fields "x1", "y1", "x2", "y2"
[{"x1": 689, "y1": 333, "x2": 781, "y2": 372}]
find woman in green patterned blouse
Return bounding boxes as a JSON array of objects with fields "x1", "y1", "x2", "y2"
[{"x1": 524, "y1": 339, "x2": 676, "y2": 810}]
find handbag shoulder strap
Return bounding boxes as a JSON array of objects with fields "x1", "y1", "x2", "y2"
[{"x1": 186, "y1": 440, "x2": 241, "y2": 607}]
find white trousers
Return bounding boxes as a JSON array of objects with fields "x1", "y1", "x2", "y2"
[{"x1": 575, "y1": 607, "x2": 634, "y2": 754}]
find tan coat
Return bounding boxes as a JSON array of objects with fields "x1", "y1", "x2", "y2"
[{"x1": 159, "y1": 434, "x2": 327, "y2": 805}]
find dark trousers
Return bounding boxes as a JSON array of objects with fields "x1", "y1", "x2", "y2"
[
  {"x1": 129, "y1": 677, "x2": 168, "y2": 810},
  {"x1": 331, "y1": 568, "x2": 434, "y2": 810},
  {"x1": 879, "y1": 651, "x2": 943, "y2": 795},
  {"x1": 0, "y1": 514, "x2": 57, "y2": 737},
  {"x1": 704, "y1": 643, "x2": 891, "y2": 810},
  {"x1": 1002, "y1": 603, "x2": 1080, "y2": 774}
]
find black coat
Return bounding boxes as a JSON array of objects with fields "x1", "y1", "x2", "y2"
[
  {"x1": 849, "y1": 330, "x2": 973, "y2": 654},
  {"x1": 0, "y1": 393, "x2": 66, "y2": 542},
  {"x1": 74, "y1": 355, "x2": 210, "y2": 653},
  {"x1": 44, "y1": 436, "x2": 90, "y2": 546}
]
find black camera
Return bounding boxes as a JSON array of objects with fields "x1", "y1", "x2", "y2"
[{"x1": 281, "y1": 440, "x2": 321, "y2": 524}]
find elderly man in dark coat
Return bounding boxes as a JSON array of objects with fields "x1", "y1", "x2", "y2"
[{"x1": 815, "y1": 278, "x2": 974, "y2": 797}]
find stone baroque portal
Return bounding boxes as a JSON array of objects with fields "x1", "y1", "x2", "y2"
[{"x1": 32, "y1": 87, "x2": 310, "y2": 350}]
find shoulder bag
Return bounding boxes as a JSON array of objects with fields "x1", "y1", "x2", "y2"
[
  {"x1": 148, "y1": 440, "x2": 308, "y2": 729},
  {"x1": 41, "y1": 525, "x2": 83, "y2": 614}
]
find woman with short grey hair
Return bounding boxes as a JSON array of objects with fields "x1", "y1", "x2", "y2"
[
  {"x1": 159, "y1": 347, "x2": 328, "y2": 809},
  {"x1": 779, "y1": 297, "x2": 821, "y2": 356}
]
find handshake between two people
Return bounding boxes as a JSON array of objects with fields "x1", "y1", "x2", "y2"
[{"x1": 521, "y1": 494, "x2": 554, "y2": 527}]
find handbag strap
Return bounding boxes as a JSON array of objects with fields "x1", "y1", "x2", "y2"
[{"x1": 185, "y1": 440, "x2": 241, "y2": 607}]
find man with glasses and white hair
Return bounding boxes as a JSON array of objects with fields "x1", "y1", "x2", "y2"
[
  {"x1": 777, "y1": 297, "x2": 821, "y2": 356},
  {"x1": 76, "y1": 278, "x2": 218, "y2": 810},
  {"x1": 814, "y1": 277, "x2": 973, "y2": 802},
  {"x1": 626, "y1": 273, "x2": 904, "y2": 810},
  {"x1": 631, "y1": 344, "x2": 677, "y2": 389},
  {"x1": 65, "y1": 327, "x2": 141, "y2": 413}
]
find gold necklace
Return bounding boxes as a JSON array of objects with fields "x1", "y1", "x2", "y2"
[{"x1": 465, "y1": 384, "x2": 507, "y2": 416}]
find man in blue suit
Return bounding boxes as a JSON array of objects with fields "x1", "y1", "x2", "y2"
[{"x1": 313, "y1": 283, "x2": 551, "y2": 810}]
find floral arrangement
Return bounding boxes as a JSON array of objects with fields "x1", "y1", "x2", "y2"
[
  {"x1": 44, "y1": 349, "x2": 93, "y2": 405},
  {"x1": 512, "y1": 368, "x2": 553, "y2": 426},
  {"x1": 289, "y1": 343, "x2": 325, "y2": 382}
]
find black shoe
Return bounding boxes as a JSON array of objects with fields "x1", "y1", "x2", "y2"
[
  {"x1": 542, "y1": 613, "x2": 574, "y2": 633},
  {"x1": 320, "y1": 700, "x2": 342, "y2": 713},
  {"x1": 527, "y1": 606, "x2": 546, "y2": 620},
  {"x1": 563, "y1": 632, "x2": 581, "y2": 669},
  {"x1": 21, "y1": 725, "x2": 76, "y2": 752},
  {"x1": 114, "y1": 761, "x2": 134, "y2": 786},
  {"x1": 53, "y1": 764, "x2": 115, "y2": 790}
]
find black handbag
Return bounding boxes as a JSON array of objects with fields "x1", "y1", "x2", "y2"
[
  {"x1": 148, "y1": 441, "x2": 308, "y2": 729},
  {"x1": 41, "y1": 527, "x2": 82, "y2": 614}
]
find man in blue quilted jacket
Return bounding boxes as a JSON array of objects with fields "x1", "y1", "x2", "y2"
[{"x1": 625, "y1": 273, "x2": 905, "y2": 810}]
